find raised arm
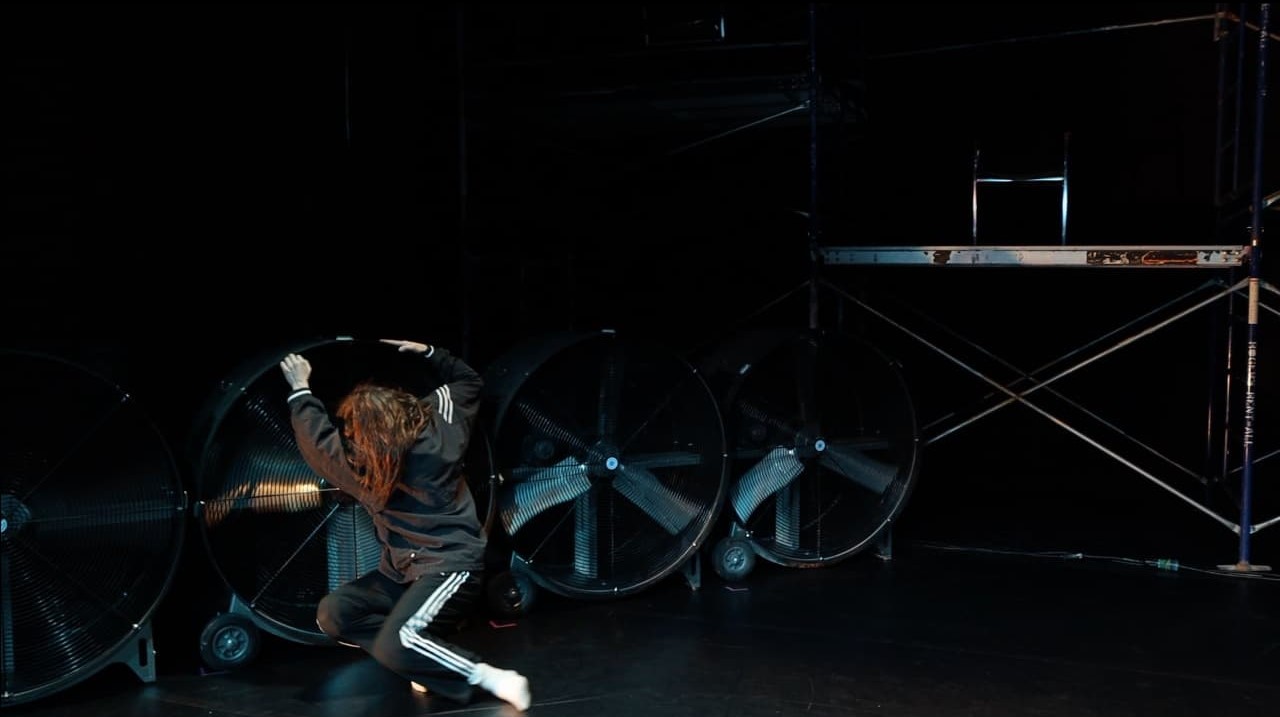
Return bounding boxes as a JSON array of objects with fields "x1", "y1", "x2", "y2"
[
  {"x1": 380, "y1": 339, "x2": 484, "y2": 425},
  {"x1": 280, "y1": 353, "x2": 387, "y2": 510}
]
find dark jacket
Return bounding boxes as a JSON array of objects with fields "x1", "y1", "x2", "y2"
[{"x1": 287, "y1": 346, "x2": 486, "y2": 582}]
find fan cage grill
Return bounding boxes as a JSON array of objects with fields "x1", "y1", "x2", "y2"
[
  {"x1": 0, "y1": 350, "x2": 186, "y2": 706},
  {"x1": 491, "y1": 333, "x2": 727, "y2": 598},
  {"x1": 722, "y1": 330, "x2": 920, "y2": 566}
]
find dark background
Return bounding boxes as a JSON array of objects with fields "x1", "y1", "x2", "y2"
[{"x1": 5, "y1": 2, "x2": 1280, "y2": 666}]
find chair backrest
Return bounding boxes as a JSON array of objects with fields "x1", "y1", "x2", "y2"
[{"x1": 972, "y1": 131, "x2": 1070, "y2": 244}]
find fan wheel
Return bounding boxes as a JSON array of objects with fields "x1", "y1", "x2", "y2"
[
  {"x1": 486, "y1": 331, "x2": 728, "y2": 600},
  {"x1": 485, "y1": 570, "x2": 538, "y2": 618},
  {"x1": 199, "y1": 613, "x2": 261, "y2": 671},
  {"x1": 191, "y1": 337, "x2": 498, "y2": 650},
  {"x1": 705, "y1": 328, "x2": 920, "y2": 569},
  {"x1": 0, "y1": 350, "x2": 186, "y2": 706},
  {"x1": 711, "y1": 537, "x2": 756, "y2": 581}
]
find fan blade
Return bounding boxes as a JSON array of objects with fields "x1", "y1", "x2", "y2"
[
  {"x1": 24, "y1": 498, "x2": 181, "y2": 530},
  {"x1": 1, "y1": 547, "x2": 13, "y2": 684},
  {"x1": 236, "y1": 450, "x2": 312, "y2": 474},
  {"x1": 502, "y1": 458, "x2": 592, "y2": 534},
  {"x1": 625, "y1": 451, "x2": 703, "y2": 469},
  {"x1": 573, "y1": 491, "x2": 598, "y2": 579},
  {"x1": 730, "y1": 446, "x2": 805, "y2": 523},
  {"x1": 737, "y1": 400, "x2": 799, "y2": 437},
  {"x1": 326, "y1": 505, "x2": 381, "y2": 591},
  {"x1": 248, "y1": 501, "x2": 344, "y2": 606},
  {"x1": 818, "y1": 440, "x2": 897, "y2": 494},
  {"x1": 612, "y1": 464, "x2": 701, "y2": 535},
  {"x1": 516, "y1": 401, "x2": 591, "y2": 452},
  {"x1": 201, "y1": 480, "x2": 327, "y2": 527},
  {"x1": 597, "y1": 344, "x2": 624, "y2": 440},
  {"x1": 775, "y1": 482, "x2": 801, "y2": 550},
  {"x1": 796, "y1": 340, "x2": 819, "y2": 429},
  {"x1": 8, "y1": 533, "x2": 132, "y2": 622}
]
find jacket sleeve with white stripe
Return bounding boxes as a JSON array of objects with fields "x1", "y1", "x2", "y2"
[{"x1": 422, "y1": 344, "x2": 483, "y2": 430}]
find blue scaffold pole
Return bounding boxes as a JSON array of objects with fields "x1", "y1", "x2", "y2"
[{"x1": 1235, "y1": 3, "x2": 1270, "y2": 571}]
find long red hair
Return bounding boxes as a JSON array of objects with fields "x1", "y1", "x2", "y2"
[{"x1": 336, "y1": 383, "x2": 432, "y2": 505}]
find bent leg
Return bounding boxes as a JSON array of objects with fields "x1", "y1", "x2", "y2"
[
  {"x1": 368, "y1": 571, "x2": 483, "y2": 703},
  {"x1": 315, "y1": 570, "x2": 401, "y2": 651}
]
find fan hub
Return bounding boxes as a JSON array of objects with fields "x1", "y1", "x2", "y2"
[
  {"x1": 794, "y1": 435, "x2": 827, "y2": 460},
  {"x1": 1, "y1": 493, "x2": 32, "y2": 535},
  {"x1": 532, "y1": 439, "x2": 556, "y2": 462},
  {"x1": 585, "y1": 441, "x2": 623, "y2": 480}
]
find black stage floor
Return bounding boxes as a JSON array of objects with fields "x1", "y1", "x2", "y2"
[{"x1": 9, "y1": 536, "x2": 1280, "y2": 717}]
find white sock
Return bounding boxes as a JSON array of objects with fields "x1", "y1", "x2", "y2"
[{"x1": 468, "y1": 662, "x2": 531, "y2": 711}]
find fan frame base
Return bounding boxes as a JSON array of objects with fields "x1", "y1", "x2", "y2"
[{"x1": 115, "y1": 620, "x2": 157, "y2": 684}]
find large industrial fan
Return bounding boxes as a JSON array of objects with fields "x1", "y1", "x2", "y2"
[
  {"x1": 0, "y1": 349, "x2": 187, "y2": 706},
  {"x1": 189, "y1": 337, "x2": 496, "y2": 670},
  {"x1": 701, "y1": 328, "x2": 920, "y2": 580},
  {"x1": 484, "y1": 330, "x2": 727, "y2": 608}
]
